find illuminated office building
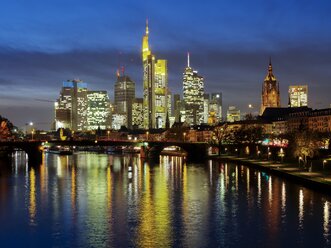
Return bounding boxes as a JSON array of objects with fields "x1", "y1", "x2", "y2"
[
  {"x1": 55, "y1": 79, "x2": 88, "y2": 131},
  {"x1": 260, "y1": 59, "x2": 280, "y2": 115},
  {"x1": 142, "y1": 20, "x2": 168, "y2": 129},
  {"x1": 227, "y1": 106, "x2": 240, "y2": 122},
  {"x1": 114, "y1": 75, "x2": 135, "y2": 128},
  {"x1": 203, "y1": 94, "x2": 210, "y2": 123},
  {"x1": 183, "y1": 53, "x2": 204, "y2": 125},
  {"x1": 289, "y1": 85, "x2": 308, "y2": 107},
  {"x1": 87, "y1": 91, "x2": 111, "y2": 130},
  {"x1": 55, "y1": 79, "x2": 111, "y2": 131},
  {"x1": 209, "y1": 93, "x2": 222, "y2": 123},
  {"x1": 132, "y1": 98, "x2": 144, "y2": 129}
]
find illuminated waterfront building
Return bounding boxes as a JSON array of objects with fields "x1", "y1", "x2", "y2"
[
  {"x1": 114, "y1": 74, "x2": 135, "y2": 128},
  {"x1": 183, "y1": 53, "x2": 204, "y2": 125},
  {"x1": 289, "y1": 85, "x2": 308, "y2": 107},
  {"x1": 132, "y1": 98, "x2": 144, "y2": 129},
  {"x1": 55, "y1": 79, "x2": 88, "y2": 131},
  {"x1": 260, "y1": 59, "x2": 280, "y2": 115},
  {"x1": 87, "y1": 91, "x2": 111, "y2": 130},
  {"x1": 203, "y1": 94, "x2": 209, "y2": 123},
  {"x1": 227, "y1": 106, "x2": 240, "y2": 122},
  {"x1": 142, "y1": 20, "x2": 168, "y2": 129}
]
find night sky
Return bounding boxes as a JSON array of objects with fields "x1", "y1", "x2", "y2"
[{"x1": 1, "y1": 0, "x2": 331, "y2": 130}]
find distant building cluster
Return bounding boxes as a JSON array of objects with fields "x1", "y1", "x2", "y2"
[
  {"x1": 53, "y1": 21, "x2": 224, "y2": 132},
  {"x1": 53, "y1": 22, "x2": 317, "y2": 134}
]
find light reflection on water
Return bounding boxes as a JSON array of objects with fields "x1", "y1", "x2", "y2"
[{"x1": 0, "y1": 152, "x2": 330, "y2": 247}]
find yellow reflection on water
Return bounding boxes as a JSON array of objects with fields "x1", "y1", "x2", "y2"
[
  {"x1": 29, "y1": 167, "x2": 36, "y2": 225},
  {"x1": 71, "y1": 166, "x2": 76, "y2": 211},
  {"x1": 137, "y1": 161, "x2": 154, "y2": 247},
  {"x1": 107, "y1": 166, "x2": 112, "y2": 209}
]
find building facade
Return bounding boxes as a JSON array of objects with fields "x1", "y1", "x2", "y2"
[
  {"x1": 87, "y1": 91, "x2": 110, "y2": 130},
  {"x1": 227, "y1": 106, "x2": 241, "y2": 122},
  {"x1": 114, "y1": 75, "x2": 135, "y2": 128},
  {"x1": 55, "y1": 79, "x2": 88, "y2": 131},
  {"x1": 183, "y1": 53, "x2": 204, "y2": 125},
  {"x1": 132, "y1": 98, "x2": 144, "y2": 129},
  {"x1": 260, "y1": 60, "x2": 280, "y2": 115},
  {"x1": 55, "y1": 79, "x2": 111, "y2": 131},
  {"x1": 289, "y1": 85, "x2": 308, "y2": 107},
  {"x1": 142, "y1": 21, "x2": 168, "y2": 129}
]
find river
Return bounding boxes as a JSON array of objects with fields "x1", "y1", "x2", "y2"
[{"x1": 0, "y1": 151, "x2": 330, "y2": 247}]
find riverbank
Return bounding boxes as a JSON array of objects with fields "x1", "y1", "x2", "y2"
[{"x1": 211, "y1": 155, "x2": 331, "y2": 193}]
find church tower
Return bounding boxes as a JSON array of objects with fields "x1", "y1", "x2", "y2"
[{"x1": 260, "y1": 59, "x2": 280, "y2": 115}]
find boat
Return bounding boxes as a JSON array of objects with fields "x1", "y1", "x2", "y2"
[{"x1": 46, "y1": 146, "x2": 73, "y2": 155}]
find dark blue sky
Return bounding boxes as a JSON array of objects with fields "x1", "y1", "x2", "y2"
[{"x1": 1, "y1": 0, "x2": 331, "y2": 129}]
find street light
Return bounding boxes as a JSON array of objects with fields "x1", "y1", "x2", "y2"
[
  {"x1": 107, "y1": 130, "x2": 110, "y2": 140},
  {"x1": 146, "y1": 131, "x2": 149, "y2": 141},
  {"x1": 31, "y1": 129, "x2": 35, "y2": 141},
  {"x1": 299, "y1": 156, "x2": 302, "y2": 167},
  {"x1": 323, "y1": 160, "x2": 327, "y2": 169},
  {"x1": 183, "y1": 132, "x2": 186, "y2": 142}
]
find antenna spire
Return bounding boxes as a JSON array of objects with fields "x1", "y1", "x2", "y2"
[
  {"x1": 187, "y1": 52, "x2": 190, "y2": 67},
  {"x1": 145, "y1": 18, "x2": 149, "y2": 35}
]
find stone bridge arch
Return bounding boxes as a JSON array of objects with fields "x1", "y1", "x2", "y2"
[{"x1": 146, "y1": 141, "x2": 208, "y2": 163}]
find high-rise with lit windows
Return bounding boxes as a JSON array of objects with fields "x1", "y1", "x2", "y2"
[
  {"x1": 114, "y1": 74, "x2": 135, "y2": 128},
  {"x1": 55, "y1": 79, "x2": 88, "y2": 131},
  {"x1": 289, "y1": 85, "x2": 308, "y2": 107},
  {"x1": 142, "y1": 20, "x2": 168, "y2": 129},
  {"x1": 87, "y1": 91, "x2": 111, "y2": 130},
  {"x1": 183, "y1": 53, "x2": 204, "y2": 125}
]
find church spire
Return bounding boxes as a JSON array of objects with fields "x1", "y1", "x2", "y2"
[{"x1": 268, "y1": 56, "x2": 272, "y2": 72}]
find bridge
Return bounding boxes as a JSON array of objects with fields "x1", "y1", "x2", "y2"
[{"x1": 0, "y1": 140, "x2": 209, "y2": 164}]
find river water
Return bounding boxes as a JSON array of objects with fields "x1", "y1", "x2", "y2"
[{"x1": 0, "y1": 152, "x2": 331, "y2": 247}]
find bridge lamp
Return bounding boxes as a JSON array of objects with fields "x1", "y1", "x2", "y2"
[
  {"x1": 323, "y1": 160, "x2": 327, "y2": 169},
  {"x1": 31, "y1": 129, "x2": 35, "y2": 141},
  {"x1": 183, "y1": 132, "x2": 186, "y2": 142},
  {"x1": 146, "y1": 131, "x2": 149, "y2": 140},
  {"x1": 107, "y1": 130, "x2": 110, "y2": 140}
]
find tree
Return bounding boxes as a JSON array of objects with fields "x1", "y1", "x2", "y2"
[
  {"x1": 288, "y1": 130, "x2": 320, "y2": 165},
  {"x1": 210, "y1": 124, "x2": 231, "y2": 156}
]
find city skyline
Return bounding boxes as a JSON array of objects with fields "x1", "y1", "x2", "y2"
[{"x1": 1, "y1": 0, "x2": 331, "y2": 129}]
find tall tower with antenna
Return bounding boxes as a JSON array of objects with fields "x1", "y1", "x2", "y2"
[
  {"x1": 183, "y1": 52, "x2": 205, "y2": 125},
  {"x1": 142, "y1": 20, "x2": 168, "y2": 129}
]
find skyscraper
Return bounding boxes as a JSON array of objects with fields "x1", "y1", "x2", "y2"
[
  {"x1": 55, "y1": 79, "x2": 88, "y2": 131},
  {"x1": 203, "y1": 94, "x2": 210, "y2": 123},
  {"x1": 114, "y1": 74, "x2": 135, "y2": 128},
  {"x1": 289, "y1": 85, "x2": 308, "y2": 107},
  {"x1": 87, "y1": 91, "x2": 111, "y2": 130},
  {"x1": 183, "y1": 53, "x2": 204, "y2": 125},
  {"x1": 210, "y1": 93, "x2": 222, "y2": 122},
  {"x1": 132, "y1": 98, "x2": 144, "y2": 129},
  {"x1": 55, "y1": 79, "x2": 111, "y2": 131},
  {"x1": 260, "y1": 59, "x2": 280, "y2": 115},
  {"x1": 142, "y1": 20, "x2": 168, "y2": 129}
]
